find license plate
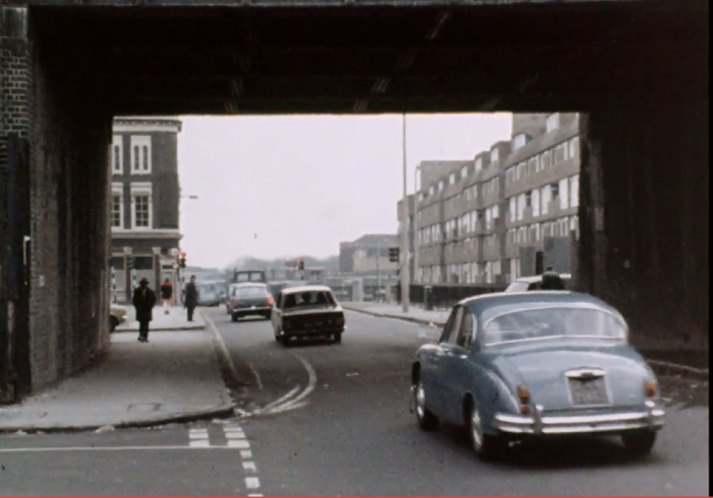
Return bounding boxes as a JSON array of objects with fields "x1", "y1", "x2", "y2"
[{"x1": 569, "y1": 377, "x2": 608, "y2": 406}]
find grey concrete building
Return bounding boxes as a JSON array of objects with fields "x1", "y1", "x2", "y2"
[
  {"x1": 504, "y1": 113, "x2": 580, "y2": 277},
  {"x1": 409, "y1": 114, "x2": 579, "y2": 286},
  {"x1": 396, "y1": 194, "x2": 415, "y2": 282},
  {"x1": 338, "y1": 234, "x2": 399, "y2": 277},
  {"x1": 109, "y1": 117, "x2": 182, "y2": 302}
]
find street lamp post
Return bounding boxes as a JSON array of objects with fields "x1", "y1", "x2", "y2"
[
  {"x1": 400, "y1": 114, "x2": 410, "y2": 312},
  {"x1": 413, "y1": 163, "x2": 422, "y2": 286}
]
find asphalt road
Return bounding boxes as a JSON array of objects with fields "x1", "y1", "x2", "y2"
[{"x1": 0, "y1": 308, "x2": 708, "y2": 496}]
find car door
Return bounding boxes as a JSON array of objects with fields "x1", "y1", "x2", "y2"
[
  {"x1": 429, "y1": 306, "x2": 464, "y2": 417},
  {"x1": 441, "y1": 307, "x2": 477, "y2": 424}
]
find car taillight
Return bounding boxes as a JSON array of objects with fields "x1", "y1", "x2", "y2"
[
  {"x1": 517, "y1": 385, "x2": 531, "y2": 414},
  {"x1": 267, "y1": 295, "x2": 275, "y2": 306},
  {"x1": 334, "y1": 316, "x2": 344, "y2": 327},
  {"x1": 644, "y1": 379, "x2": 657, "y2": 398}
]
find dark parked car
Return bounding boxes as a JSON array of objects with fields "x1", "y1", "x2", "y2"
[
  {"x1": 271, "y1": 285, "x2": 345, "y2": 345},
  {"x1": 411, "y1": 291, "x2": 665, "y2": 460},
  {"x1": 227, "y1": 283, "x2": 274, "y2": 322}
]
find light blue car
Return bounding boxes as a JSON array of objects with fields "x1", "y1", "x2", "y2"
[{"x1": 411, "y1": 291, "x2": 665, "y2": 460}]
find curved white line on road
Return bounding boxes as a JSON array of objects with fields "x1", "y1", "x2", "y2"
[
  {"x1": 260, "y1": 385, "x2": 301, "y2": 413},
  {"x1": 273, "y1": 352, "x2": 317, "y2": 412},
  {"x1": 251, "y1": 352, "x2": 317, "y2": 416}
]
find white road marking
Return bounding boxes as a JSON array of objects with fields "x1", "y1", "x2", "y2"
[
  {"x1": 259, "y1": 385, "x2": 301, "y2": 413},
  {"x1": 189, "y1": 440, "x2": 211, "y2": 448},
  {"x1": 247, "y1": 494, "x2": 264, "y2": 497},
  {"x1": 0, "y1": 446, "x2": 239, "y2": 453},
  {"x1": 225, "y1": 430, "x2": 246, "y2": 439},
  {"x1": 245, "y1": 477, "x2": 261, "y2": 490},
  {"x1": 227, "y1": 439, "x2": 250, "y2": 449},
  {"x1": 240, "y1": 450, "x2": 253, "y2": 459},
  {"x1": 242, "y1": 461, "x2": 257, "y2": 473},
  {"x1": 203, "y1": 313, "x2": 241, "y2": 389}
]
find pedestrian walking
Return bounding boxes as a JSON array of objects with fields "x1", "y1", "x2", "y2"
[
  {"x1": 132, "y1": 277, "x2": 157, "y2": 342},
  {"x1": 160, "y1": 278, "x2": 173, "y2": 315},
  {"x1": 184, "y1": 275, "x2": 199, "y2": 322}
]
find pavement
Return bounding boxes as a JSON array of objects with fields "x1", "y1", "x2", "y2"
[{"x1": 0, "y1": 307, "x2": 235, "y2": 433}]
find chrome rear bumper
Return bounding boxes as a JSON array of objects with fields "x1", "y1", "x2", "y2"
[{"x1": 493, "y1": 401, "x2": 665, "y2": 435}]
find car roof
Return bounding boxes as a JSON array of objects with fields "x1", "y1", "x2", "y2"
[
  {"x1": 279, "y1": 285, "x2": 332, "y2": 294},
  {"x1": 461, "y1": 291, "x2": 621, "y2": 324},
  {"x1": 511, "y1": 273, "x2": 572, "y2": 284}
]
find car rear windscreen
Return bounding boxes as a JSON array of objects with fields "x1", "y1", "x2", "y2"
[{"x1": 236, "y1": 286, "x2": 268, "y2": 298}]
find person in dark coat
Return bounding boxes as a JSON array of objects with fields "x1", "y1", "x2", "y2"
[
  {"x1": 133, "y1": 278, "x2": 157, "y2": 342},
  {"x1": 541, "y1": 266, "x2": 565, "y2": 290},
  {"x1": 184, "y1": 275, "x2": 199, "y2": 322}
]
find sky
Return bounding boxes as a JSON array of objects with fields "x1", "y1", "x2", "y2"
[{"x1": 177, "y1": 113, "x2": 512, "y2": 268}]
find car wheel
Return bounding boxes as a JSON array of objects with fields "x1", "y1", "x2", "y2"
[
  {"x1": 333, "y1": 332, "x2": 342, "y2": 344},
  {"x1": 466, "y1": 399, "x2": 504, "y2": 461},
  {"x1": 109, "y1": 316, "x2": 118, "y2": 332},
  {"x1": 280, "y1": 334, "x2": 291, "y2": 346},
  {"x1": 413, "y1": 380, "x2": 438, "y2": 431},
  {"x1": 622, "y1": 430, "x2": 657, "y2": 455},
  {"x1": 231, "y1": 314, "x2": 239, "y2": 322}
]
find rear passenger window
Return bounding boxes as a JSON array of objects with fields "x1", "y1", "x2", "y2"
[{"x1": 456, "y1": 311, "x2": 474, "y2": 348}]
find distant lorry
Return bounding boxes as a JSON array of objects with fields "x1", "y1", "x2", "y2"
[{"x1": 232, "y1": 269, "x2": 267, "y2": 284}]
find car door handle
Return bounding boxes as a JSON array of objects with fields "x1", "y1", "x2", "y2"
[{"x1": 457, "y1": 354, "x2": 468, "y2": 359}]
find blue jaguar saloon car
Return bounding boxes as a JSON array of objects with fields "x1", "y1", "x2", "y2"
[{"x1": 411, "y1": 291, "x2": 665, "y2": 460}]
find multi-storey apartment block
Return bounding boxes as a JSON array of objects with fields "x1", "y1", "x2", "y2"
[
  {"x1": 408, "y1": 113, "x2": 580, "y2": 285},
  {"x1": 504, "y1": 113, "x2": 580, "y2": 278},
  {"x1": 109, "y1": 117, "x2": 182, "y2": 302}
]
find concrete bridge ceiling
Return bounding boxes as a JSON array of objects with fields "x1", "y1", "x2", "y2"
[{"x1": 31, "y1": 1, "x2": 707, "y2": 115}]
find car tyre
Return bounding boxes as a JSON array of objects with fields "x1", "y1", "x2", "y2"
[
  {"x1": 466, "y1": 399, "x2": 504, "y2": 461},
  {"x1": 333, "y1": 332, "x2": 342, "y2": 344},
  {"x1": 414, "y1": 380, "x2": 438, "y2": 431},
  {"x1": 622, "y1": 429, "x2": 657, "y2": 455},
  {"x1": 231, "y1": 314, "x2": 239, "y2": 322},
  {"x1": 280, "y1": 334, "x2": 291, "y2": 346},
  {"x1": 109, "y1": 316, "x2": 118, "y2": 333}
]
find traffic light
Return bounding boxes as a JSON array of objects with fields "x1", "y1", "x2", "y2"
[
  {"x1": 298, "y1": 257, "x2": 305, "y2": 271},
  {"x1": 388, "y1": 247, "x2": 400, "y2": 262},
  {"x1": 179, "y1": 251, "x2": 187, "y2": 269}
]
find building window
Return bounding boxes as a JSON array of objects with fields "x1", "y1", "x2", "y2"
[
  {"x1": 111, "y1": 184, "x2": 124, "y2": 229},
  {"x1": 532, "y1": 188, "x2": 540, "y2": 217},
  {"x1": 449, "y1": 172, "x2": 456, "y2": 185},
  {"x1": 131, "y1": 184, "x2": 152, "y2": 229},
  {"x1": 570, "y1": 174, "x2": 580, "y2": 207},
  {"x1": 559, "y1": 178, "x2": 569, "y2": 210},
  {"x1": 130, "y1": 135, "x2": 152, "y2": 174},
  {"x1": 513, "y1": 133, "x2": 528, "y2": 150},
  {"x1": 490, "y1": 148, "x2": 499, "y2": 163},
  {"x1": 438, "y1": 180, "x2": 444, "y2": 192},
  {"x1": 475, "y1": 157, "x2": 483, "y2": 172},
  {"x1": 546, "y1": 113, "x2": 560, "y2": 132},
  {"x1": 569, "y1": 136, "x2": 580, "y2": 159},
  {"x1": 461, "y1": 165, "x2": 468, "y2": 178},
  {"x1": 112, "y1": 135, "x2": 123, "y2": 175}
]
